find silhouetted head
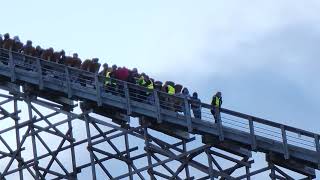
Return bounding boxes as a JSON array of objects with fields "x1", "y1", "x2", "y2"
[
  {"x1": 103, "y1": 63, "x2": 108, "y2": 69},
  {"x1": 182, "y1": 87, "x2": 189, "y2": 95},
  {"x1": 92, "y1": 58, "x2": 99, "y2": 63},
  {"x1": 60, "y1": 50, "x2": 65, "y2": 56},
  {"x1": 36, "y1": 45, "x2": 41, "y2": 50},
  {"x1": 132, "y1": 68, "x2": 138, "y2": 74},
  {"x1": 13, "y1": 36, "x2": 20, "y2": 43},
  {"x1": 112, "y1": 64, "x2": 117, "y2": 70},
  {"x1": 48, "y1": 47, "x2": 54, "y2": 53},
  {"x1": 4, "y1": 33, "x2": 10, "y2": 40},
  {"x1": 26, "y1": 40, "x2": 32, "y2": 46},
  {"x1": 216, "y1": 91, "x2": 222, "y2": 98},
  {"x1": 193, "y1": 92, "x2": 198, "y2": 98},
  {"x1": 73, "y1": 53, "x2": 78, "y2": 58}
]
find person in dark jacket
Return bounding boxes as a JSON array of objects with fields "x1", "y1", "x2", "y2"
[
  {"x1": 0, "y1": 34, "x2": 3, "y2": 48},
  {"x1": 52, "y1": 50, "x2": 62, "y2": 63},
  {"x1": 99, "y1": 63, "x2": 109, "y2": 77},
  {"x1": 191, "y1": 92, "x2": 201, "y2": 119},
  {"x1": 72, "y1": 53, "x2": 82, "y2": 68},
  {"x1": 21, "y1": 40, "x2": 37, "y2": 69},
  {"x1": 21, "y1": 40, "x2": 36, "y2": 56},
  {"x1": 81, "y1": 59, "x2": 91, "y2": 71},
  {"x1": 35, "y1": 46, "x2": 44, "y2": 58},
  {"x1": 2, "y1": 33, "x2": 14, "y2": 50},
  {"x1": 89, "y1": 58, "x2": 100, "y2": 73},
  {"x1": 58, "y1": 50, "x2": 66, "y2": 64},
  {"x1": 12, "y1": 36, "x2": 23, "y2": 52},
  {"x1": 211, "y1": 91, "x2": 222, "y2": 123},
  {"x1": 41, "y1": 47, "x2": 54, "y2": 61}
]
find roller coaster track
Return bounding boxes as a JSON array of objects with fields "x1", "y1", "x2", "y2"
[{"x1": 0, "y1": 48, "x2": 318, "y2": 179}]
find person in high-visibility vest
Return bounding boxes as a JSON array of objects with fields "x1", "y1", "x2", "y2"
[
  {"x1": 137, "y1": 73, "x2": 146, "y2": 86},
  {"x1": 167, "y1": 84, "x2": 175, "y2": 95},
  {"x1": 211, "y1": 91, "x2": 222, "y2": 123},
  {"x1": 146, "y1": 79, "x2": 155, "y2": 104}
]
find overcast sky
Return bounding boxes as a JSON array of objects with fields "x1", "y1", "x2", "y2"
[{"x1": 1, "y1": 0, "x2": 319, "y2": 178}]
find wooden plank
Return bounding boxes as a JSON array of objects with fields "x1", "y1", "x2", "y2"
[
  {"x1": 64, "y1": 67, "x2": 72, "y2": 98},
  {"x1": 124, "y1": 83, "x2": 131, "y2": 116},
  {"x1": 248, "y1": 117, "x2": 256, "y2": 150},
  {"x1": 281, "y1": 125, "x2": 289, "y2": 159},
  {"x1": 9, "y1": 51, "x2": 15, "y2": 82},
  {"x1": 36, "y1": 58, "x2": 43, "y2": 90},
  {"x1": 315, "y1": 135, "x2": 320, "y2": 168},
  {"x1": 216, "y1": 107, "x2": 224, "y2": 141},
  {"x1": 184, "y1": 98, "x2": 192, "y2": 132},
  {"x1": 94, "y1": 74, "x2": 102, "y2": 106},
  {"x1": 153, "y1": 90, "x2": 161, "y2": 123}
]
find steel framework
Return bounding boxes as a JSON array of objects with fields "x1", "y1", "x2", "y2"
[{"x1": 0, "y1": 48, "x2": 318, "y2": 179}]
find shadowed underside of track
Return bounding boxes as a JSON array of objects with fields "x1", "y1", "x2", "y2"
[{"x1": 0, "y1": 48, "x2": 319, "y2": 179}]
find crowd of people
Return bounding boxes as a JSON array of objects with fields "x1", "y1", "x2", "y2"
[{"x1": 0, "y1": 33, "x2": 223, "y2": 122}]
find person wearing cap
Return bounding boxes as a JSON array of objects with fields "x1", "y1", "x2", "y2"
[
  {"x1": 191, "y1": 92, "x2": 202, "y2": 119},
  {"x1": 211, "y1": 91, "x2": 222, "y2": 123}
]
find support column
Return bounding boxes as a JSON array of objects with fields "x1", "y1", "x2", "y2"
[
  {"x1": 182, "y1": 139, "x2": 190, "y2": 180},
  {"x1": 84, "y1": 115, "x2": 97, "y2": 180},
  {"x1": 124, "y1": 130, "x2": 133, "y2": 180},
  {"x1": 67, "y1": 114, "x2": 78, "y2": 179},
  {"x1": 143, "y1": 127, "x2": 155, "y2": 180},
  {"x1": 14, "y1": 98, "x2": 24, "y2": 180},
  {"x1": 27, "y1": 97, "x2": 40, "y2": 180}
]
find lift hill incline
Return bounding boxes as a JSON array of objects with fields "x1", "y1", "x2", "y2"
[{"x1": 0, "y1": 48, "x2": 319, "y2": 178}]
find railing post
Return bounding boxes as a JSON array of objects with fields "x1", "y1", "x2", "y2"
[
  {"x1": 36, "y1": 58, "x2": 43, "y2": 90},
  {"x1": 153, "y1": 90, "x2": 162, "y2": 123},
  {"x1": 9, "y1": 51, "x2": 16, "y2": 82},
  {"x1": 124, "y1": 83, "x2": 131, "y2": 116},
  {"x1": 248, "y1": 117, "x2": 257, "y2": 150},
  {"x1": 216, "y1": 107, "x2": 224, "y2": 141},
  {"x1": 314, "y1": 134, "x2": 320, "y2": 168},
  {"x1": 281, "y1": 125, "x2": 289, "y2": 159},
  {"x1": 64, "y1": 67, "x2": 72, "y2": 98},
  {"x1": 184, "y1": 98, "x2": 192, "y2": 132},
  {"x1": 95, "y1": 74, "x2": 102, "y2": 106}
]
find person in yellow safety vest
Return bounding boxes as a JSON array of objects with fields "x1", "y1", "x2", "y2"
[
  {"x1": 105, "y1": 70, "x2": 112, "y2": 85},
  {"x1": 167, "y1": 83, "x2": 175, "y2": 95},
  {"x1": 211, "y1": 91, "x2": 222, "y2": 123},
  {"x1": 147, "y1": 79, "x2": 154, "y2": 90},
  {"x1": 145, "y1": 78, "x2": 155, "y2": 104},
  {"x1": 137, "y1": 73, "x2": 146, "y2": 86},
  {"x1": 99, "y1": 63, "x2": 109, "y2": 83}
]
